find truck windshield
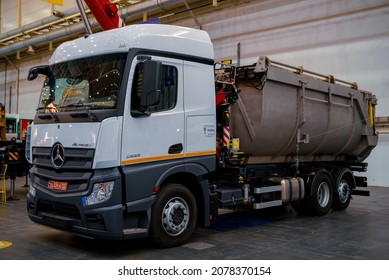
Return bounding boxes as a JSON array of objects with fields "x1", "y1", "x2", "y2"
[{"x1": 37, "y1": 53, "x2": 127, "y2": 113}]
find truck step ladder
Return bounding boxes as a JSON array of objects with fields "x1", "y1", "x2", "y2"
[{"x1": 253, "y1": 185, "x2": 282, "y2": 210}]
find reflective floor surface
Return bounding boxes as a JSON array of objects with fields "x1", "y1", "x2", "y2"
[{"x1": 1, "y1": 177, "x2": 388, "y2": 260}]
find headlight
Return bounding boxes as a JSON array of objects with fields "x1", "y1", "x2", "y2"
[
  {"x1": 83, "y1": 181, "x2": 114, "y2": 206},
  {"x1": 29, "y1": 186, "x2": 36, "y2": 197}
]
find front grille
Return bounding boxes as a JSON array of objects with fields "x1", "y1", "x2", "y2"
[
  {"x1": 33, "y1": 146, "x2": 94, "y2": 170},
  {"x1": 31, "y1": 146, "x2": 95, "y2": 192}
]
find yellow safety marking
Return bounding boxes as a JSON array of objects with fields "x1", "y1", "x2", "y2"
[
  {"x1": 0, "y1": 240, "x2": 12, "y2": 249},
  {"x1": 41, "y1": 0, "x2": 64, "y2": 6},
  {"x1": 8, "y1": 152, "x2": 18, "y2": 161},
  {"x1": 121, "y1": 150, "x2": 216, "y2": 166},
  {"x1": 221, "y1": 59, "x2": 232, "y2": 65},
  {"x1": 369, "y1": 101, "x2": 374, "y2": 128},
  {"x1": 232, "y1": 139, "x2": 240, "y2": 150}
]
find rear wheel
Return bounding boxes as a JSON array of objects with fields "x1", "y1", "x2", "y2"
[
  {"x1": 150, "y1": 183, "x2": 197, "y2": 248},
  {"x1": 306, "y1": 171, "x2": 333, "y2": 216},
  {"x1": 332, "y1": 169, "x2": 353, "y2": 210}
]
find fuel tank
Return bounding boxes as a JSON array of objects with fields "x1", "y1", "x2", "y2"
[{"x1": 230, "y1": 56, "x2": 378, "y2": 164}]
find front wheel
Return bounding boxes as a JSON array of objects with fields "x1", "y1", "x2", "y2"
[
  {"x1": 150, "y1": 183, "x2": 197, "y2": 248},
  {"x1": 306, "y1": 171, "x2": 334, "y2": 216}
]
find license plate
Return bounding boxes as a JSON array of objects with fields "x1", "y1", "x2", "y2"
[{"x1": 48, "y1": 180, "x2": 68, "y2": 191}]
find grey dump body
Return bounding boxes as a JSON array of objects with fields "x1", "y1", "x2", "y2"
[
  {"x1": 230, "y1": 57, "x2": 378, "y2": 164},
  {"x1": 210, "y1": 57, "x2": 378, "y2": 225}
]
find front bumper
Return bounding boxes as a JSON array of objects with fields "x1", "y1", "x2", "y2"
[{"x1": 26, "y1": 167, "x2": 153, "y2": 240}]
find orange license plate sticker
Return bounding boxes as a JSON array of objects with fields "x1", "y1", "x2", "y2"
[{"x1": 48, "y1": 181, "x2": 68, "y2": 191}]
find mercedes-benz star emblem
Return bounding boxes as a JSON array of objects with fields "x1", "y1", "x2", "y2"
[{"x1": 51, "y1": 143, "x2": 65, "y2": 169}]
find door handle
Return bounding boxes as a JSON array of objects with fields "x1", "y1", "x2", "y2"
[{"x1": 168, "y1": 143, "x2": 183, "y2": 154}]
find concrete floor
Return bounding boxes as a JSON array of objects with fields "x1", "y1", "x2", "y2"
[{"x1": 1, "y1": 177, "x2": 389, "y2": 260}]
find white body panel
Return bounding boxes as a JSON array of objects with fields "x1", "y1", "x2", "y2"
[
  {"x1": 50, "y1": 24, "x2": 214, "y2": 64},
  {"x1": 30, "y1": 122, "x2": 100, "y2": 148},
  {"x1": 120, "y1": 55, "x2": 216, "y2": 165},
  {"x1": 121, "y1": 56, "x2": 185, "y2": 165},
  {"x1": 30, "y1": 117, "x2": 121, "y2": 168},
  {"x1": 94, "y1": 117, "x2": 122, "y2": 168},
  {"x1": 184, "y1": 61, "x2": 216, "y2": 154},
  {"x1": 186, "y1": 116, "x2": 216, "y2": 153}
]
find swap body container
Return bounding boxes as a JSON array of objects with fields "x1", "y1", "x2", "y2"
[{"x1": 230, "y1": 57, "x2": 378, "y2": 165}]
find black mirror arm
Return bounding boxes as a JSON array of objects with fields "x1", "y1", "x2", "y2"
[{"x1": 28, "y1": 65, "x2": 56, "y2": 104}]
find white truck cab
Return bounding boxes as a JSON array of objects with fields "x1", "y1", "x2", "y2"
[{"x1": 27, "y1": 24, "x2": 217, "y2": 247}]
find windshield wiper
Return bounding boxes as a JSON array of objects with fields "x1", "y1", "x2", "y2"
[
  {"x1": 58, "y1": 104, "x2": 87, "y2": 111},
  {"x1": 85, "y1": 105, "x2": 114, "y2": 110},
  {"x1": 36, "y1": 107, "x2": 59, "y2": 122},
  {"x1": 69, "y1": 111, "x2": 97, "y2": 121},
  {"x1": 86, "y1": 109, "x2": 97, "y2": 121},
  {"x1": 63, "y1": 105, "x2": 97, "y2": 121}
]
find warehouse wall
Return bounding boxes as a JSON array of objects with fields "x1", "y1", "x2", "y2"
[
  {"x1": 0, "y1": 54, "x2": 52, "y2": 118},
  {"x1": 0, "y1": 0, "x2": 387, "y2": 186},
  {"x1": 0, "y1": 0, "x2": 75, "y2": 118},
  {"x1": 0, "y1": 0, "x2": 75, "y2": 33}
]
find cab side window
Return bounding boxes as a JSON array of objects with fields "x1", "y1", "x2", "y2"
[{"x1": 131, "y1": 62, "x2": 177, "y2": 114}]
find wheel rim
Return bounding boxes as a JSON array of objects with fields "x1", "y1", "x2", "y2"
[
  {"x1": 317, "y1": 182, "x2": 330, "y2": 207},
  {"x1": 338, "y1": 179, "x2": 350, "y2": 204},
  {"x1": 162, "y1": 197, "x2": 190, "y2": 236}
]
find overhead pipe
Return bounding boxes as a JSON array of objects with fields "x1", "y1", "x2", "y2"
[
  {"x1": 0, "y1": 0, "x2": 186, "y2": 57},
  {"x1": 117, "y1": 0, "x2": 183, "y2": 23},
  {"x1": 0, "y1": 7, "x2": 81, "y2": 42},
  {"x1": 0, "y1": 19, "x2": 99, "y2": 57}
]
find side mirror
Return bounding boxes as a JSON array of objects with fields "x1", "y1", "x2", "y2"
[
  {"x1": 28, "y1": 65, "x2": 51, "y2": 81},
  {"x1": 28, "y1": 65, "x2": 56, "y2": 105},
  {"x1": 140, "y1": 60, "x2": 162, "y2": 109},
  {"x1": 28, "y1": 71, "x2": 38, "y2": 81}
]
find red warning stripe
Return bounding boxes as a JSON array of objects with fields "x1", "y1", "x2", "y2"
[{"x1": 223, "y1": 126, "x2": 230, "y2": 147}]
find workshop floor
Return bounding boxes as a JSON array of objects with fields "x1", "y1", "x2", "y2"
[{"x1": 1, "y1": 177, "x2": 388, "y2": 260}]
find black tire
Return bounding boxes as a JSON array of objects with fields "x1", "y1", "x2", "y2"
[
  {"x1": 306, "y1": 171, "x2": 334, "y2": 216},
  {"x1": 150, "y1": 183, "x2": 197, "y2": 248},
  {"x1": 332, "y1": 169, "x2": 353, "y2": 210}
]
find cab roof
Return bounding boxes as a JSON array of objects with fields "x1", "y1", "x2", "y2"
[{"x1": 50, "y1": 24, "x2": 214, "y2": 64}]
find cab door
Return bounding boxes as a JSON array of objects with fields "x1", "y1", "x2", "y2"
[{"x1": 121, "y1": 55, "x2": 184, "y2": 201}]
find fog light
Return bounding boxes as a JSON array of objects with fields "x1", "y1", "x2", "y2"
[{"x1": 83, "y1": 181, "x2": 114, "y2": 206}]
